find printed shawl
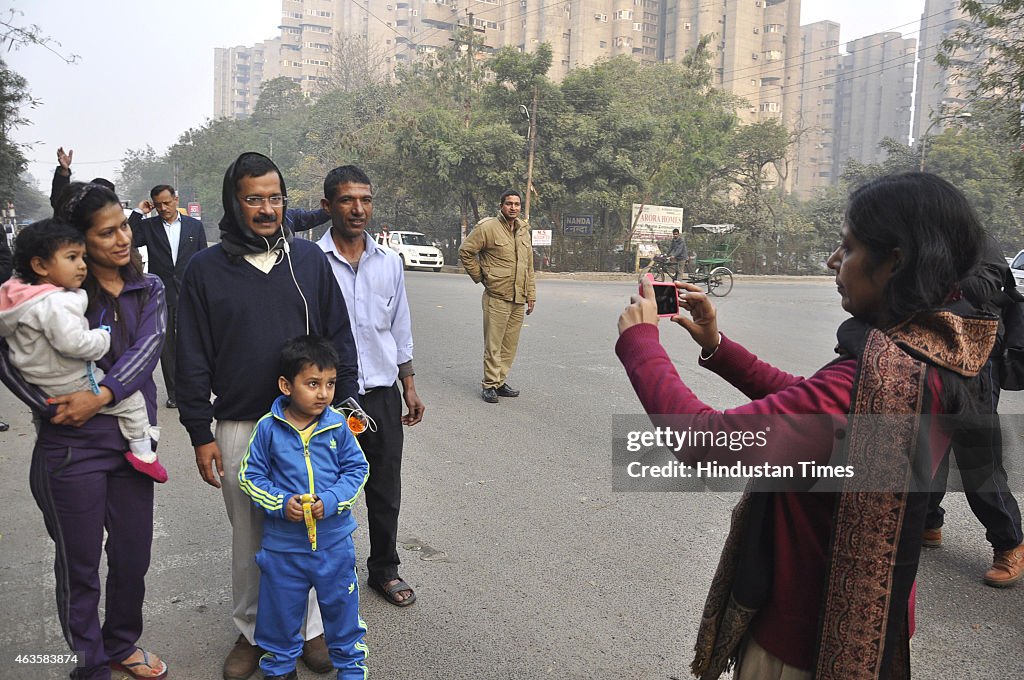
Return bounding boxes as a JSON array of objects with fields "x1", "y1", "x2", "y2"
[{"x1": 691, "y1": 311, "x2": 995, "y2": 680}]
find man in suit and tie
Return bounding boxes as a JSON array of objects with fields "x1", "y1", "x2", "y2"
[{"x1": 134, "y1": 184, "x2": 207, "y2": 408}]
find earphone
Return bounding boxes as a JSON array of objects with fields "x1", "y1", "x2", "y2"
[{"x1": 262, "y1": 231, "x2": 310, "y2": 336}]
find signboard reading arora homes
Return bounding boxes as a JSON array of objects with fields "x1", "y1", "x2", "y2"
[{"x1": 630, "y1": 204, "x2": 683, "y2": 244}]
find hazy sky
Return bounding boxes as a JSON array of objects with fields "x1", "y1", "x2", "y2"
[{"x1": 8, "y1": 0, "x2": 926, "y2": 197}]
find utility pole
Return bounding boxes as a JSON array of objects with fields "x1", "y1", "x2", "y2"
[{"x1": 523, "y1": 84, "x2": 539, "y2": 221}]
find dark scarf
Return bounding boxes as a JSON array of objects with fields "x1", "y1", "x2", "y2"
[
  {"x1": 691, "y1": 311, "x2": 996, "y2": 680},
  {"x1": 218, "y1": 152, "x2": 294, "y2": 257}
]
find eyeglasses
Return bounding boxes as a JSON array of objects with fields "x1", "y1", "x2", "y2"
[{"x1": 242, "y1": 195, "x2": 287, "y2": 207}]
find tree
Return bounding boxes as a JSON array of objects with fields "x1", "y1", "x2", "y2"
[
  {"x1": 938, "y1": 1, "x2": 1024, "y2": 190},
  {"x1": 252, "y1": 77, "x2": 306, "y2": 122},
  {"x1": 548, "y1": 52, "x2": 739, "y2": 246},
  {"x1": 288, "y1": 81, "x2": 400, "y2": 205},
  {"x1": 922, "y1": 117, "x2": 1024, "y2": 248},
  {"x1": 840, "y1": 137, "x2": 917, "y2": 187},
  {"x1": 13, "y1": 172, "x2": 50, "y2": 221},
  {"x1": 386, "y1": 25, "x2": 523, "y2": 240},
  {"x1": 825, "y1": 125, "x2": 1024, "y2": 254},
  {"x1": 0, "y1": 9, "x2": 77, "y2": 63},
  {"x1": 167, "y1": 118, "x2": 268, "y2": 227},
  {"x1": 323, "y1": 35, "x2": 390, "y2": 93},
  {"x1": 116, "y1": 146, "x2": 174, "y2": 204},
  {"x1": 0, "y1": 12, "x2": 76, "y2": 207},
  {"x1": 484, "y1": 44, "x2": 555, "y2": 220},
  {"x1": 487, "y1": 43, "x2": 552, "y2": 94},
  {"x1": 719, "y1": 120, "x2": 802, "y2": 273},
  {"x1": 0, "y1": 58, "x2": 33, "y2": 204}
]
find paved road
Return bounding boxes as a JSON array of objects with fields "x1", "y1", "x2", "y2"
[{"x1": 0, "y1": 272, "x2": 1021, "y2": 679}]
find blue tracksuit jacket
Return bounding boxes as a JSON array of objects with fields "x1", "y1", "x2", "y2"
[{"x1": 239, "y1": 395, "x2": 369, "y2": 551}]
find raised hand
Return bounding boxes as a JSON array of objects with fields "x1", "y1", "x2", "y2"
[{"x1": 57, "y1": 147, "x2": 73, "y2": 172}]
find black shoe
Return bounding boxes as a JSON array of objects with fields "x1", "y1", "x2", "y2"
[
  {"x1": 165, "y1": 398, "x2": 177, "y2": 409},
  {"x1": 264, "y1": 671, "x2": 297, "y2": 680},
  {"x1": 496, "y1": 383, "x2": 520, "y2": 397},
  {"x1": 482, "y1": 388, "x2": 499, "y2": 403}
]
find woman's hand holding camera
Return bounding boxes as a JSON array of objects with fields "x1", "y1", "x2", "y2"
[
  {"x1": 618, "y1": 277, "x2": 721, "y2": 356},
  {"x1": 672, "y1": 282, "x2": 720, "y2": 355},
  {"x1": 618, "y1": 276, "x2": 661, "y2": 334}
]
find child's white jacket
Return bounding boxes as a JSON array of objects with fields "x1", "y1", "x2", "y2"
[{"x1": 0, "y1": 279, "x2": 109, "y2": 387}]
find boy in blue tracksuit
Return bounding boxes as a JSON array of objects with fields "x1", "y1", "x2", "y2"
[{"x1": 239, "y1": 335, "x2": 370, "y2": 680}]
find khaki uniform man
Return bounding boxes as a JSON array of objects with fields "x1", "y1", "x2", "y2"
[{"x1": 459, "y1": 190, "x2": 536, "y2": 403}]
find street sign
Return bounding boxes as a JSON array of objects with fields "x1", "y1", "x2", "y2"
[
  {"x1": 187, "y1": 202, "x2": 201, "y2": 219},
  {"x1": 532, "y1": 229, "x2": 552, "y2": 246},
  {"x1": 563, "y1": 214, "x2": 593, "y2": 236}
]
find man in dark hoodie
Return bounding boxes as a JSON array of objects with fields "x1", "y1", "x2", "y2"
[{"x1": 176, "y1": 152, "x2": 359, "y2": 680}]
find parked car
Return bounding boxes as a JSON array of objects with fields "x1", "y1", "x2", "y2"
[
  {"x1": 375, "y1": 230, "x2": 444, "y2": 272},
  {"x1": 1009, "y1": 250, "x2": 1024, "y2": 288}
]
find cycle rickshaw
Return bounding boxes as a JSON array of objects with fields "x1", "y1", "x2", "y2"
[{"x1": 650, "y1": 223, "x2": 737, "y2": 297}]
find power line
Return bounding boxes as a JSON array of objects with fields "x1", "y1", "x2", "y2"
[{"x1": 26, "y1": 158, "x2": 121, "y2": 165}]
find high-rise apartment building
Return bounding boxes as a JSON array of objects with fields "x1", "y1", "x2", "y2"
[
  {"x1": 278, "y1": 0, "x2": 339, "y2": 94},
  {"x1": 322, "y1": 0, "x2": 799, "y2": 95},
  {"x1": 791, "y1": 20, "x2": 840, "y2": 198},
  {"x1": 213, "y1": 38, "x2": 282, "y2": 119},
  {"x1": 344, "y1": 0, "x2": 661, "y2": 82},
  {"x1": 662, "y1": 0, "x2": 802, "y2": 125},
  {"x1": 220, "y1": 1, "x2": 939, "y2": 203},
  {"x1": 216, "y1": 0, "x2": 802, "y2": 123},
  {"x1": 913, "y1": 0, "x2": 971, "y2": 143},
  {"x1": 832, "y1": 32, "x2": 916, "y2": 174}
]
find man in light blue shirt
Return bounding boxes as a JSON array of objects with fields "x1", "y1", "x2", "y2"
[{"x1": 316, "y1": 165, "x2": 424, "y2": 608}]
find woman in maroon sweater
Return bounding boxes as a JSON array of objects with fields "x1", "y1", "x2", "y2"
[{"x1": 616, "y1": 173, "x2": 996, "y2": 680}]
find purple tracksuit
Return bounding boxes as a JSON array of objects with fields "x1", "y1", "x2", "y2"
[{"x1": 1, "y1": 272, "x2": 166, "y2": 680}]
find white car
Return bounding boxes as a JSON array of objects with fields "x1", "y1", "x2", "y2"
[
  {"x1": 1009, "y1": 250, "x2": 1024, "y2": 289},
  {"x1": 375, "y1": 230, "x2": 444, "y2": 272}
]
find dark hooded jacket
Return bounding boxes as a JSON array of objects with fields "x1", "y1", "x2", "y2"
[{"x1": 174, "y1": 152, "x2": 359, "y2": 446}]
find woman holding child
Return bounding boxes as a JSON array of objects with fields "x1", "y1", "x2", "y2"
[
  {"x1": 0, "y1": 182, "x2": 168, "y2": 680},
  {"x1": 617, "y1": 173, "x2": 997, "y2": 679}
]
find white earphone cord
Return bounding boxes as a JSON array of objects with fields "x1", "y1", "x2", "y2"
[{"x1": 264, "y1": 233, "x2": 310, "y2": 336}]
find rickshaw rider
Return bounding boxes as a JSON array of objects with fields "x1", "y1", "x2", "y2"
[{"x1": 665, "y1": 228, "x2": 688, "y2": 281}]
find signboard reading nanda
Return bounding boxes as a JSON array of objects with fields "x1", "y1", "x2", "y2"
[
  {"x1": 563, "y1": 214, "x2": 593, "y2": 236},
  {"x1": 630, "y1": 204, "x2": 683, "y2": 244}
]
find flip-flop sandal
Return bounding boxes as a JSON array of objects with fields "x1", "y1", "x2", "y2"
[
  {"x1": 110, "y1": 648, "x2": 168, "y2": 679},
  {"x1": 369, "y1": 578, "x2": 417, "y2": 607}
]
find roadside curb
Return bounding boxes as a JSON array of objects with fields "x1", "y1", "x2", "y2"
[{"x1": 437, "y1": 265, "x2": 832, "y2": 284}]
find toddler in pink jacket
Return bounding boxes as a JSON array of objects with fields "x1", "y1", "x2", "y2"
[{"x1": 0, "y1": 220, "x2": 166, "y2": 482}]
